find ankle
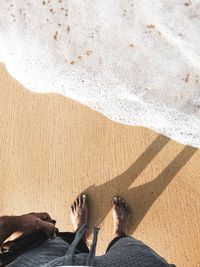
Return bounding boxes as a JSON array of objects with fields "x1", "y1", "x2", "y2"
[{"x1": 114, "y1": 230, "x2": 127, "y2": 237}]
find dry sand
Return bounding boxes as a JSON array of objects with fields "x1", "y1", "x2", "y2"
[{"x1": 0, "y1": 63, "x2": 199, "y2": 266}]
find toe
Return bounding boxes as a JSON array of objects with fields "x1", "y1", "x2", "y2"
[
  {"x1": 78, "y1": 195, "x2": 82, "y2": 206},
  {"x1": 74, "y1": 200, "x2": 77, "y2": 210},
  {"x1": 76, "y1": 197, "x2": 79, "y2": 207},
  {"x1": 71, "y1": 205, "x2": 74, "y2": 213},
  {"x1": 118, "y1": 197, "x2": 122, "y2": 207},
  {"x1": 113, "y1": 196, "x2": 118, "y2": 206},
  {"x1": 124, "y1": 203, "x2": 131, "y2": 217},
  {"x1": 121, "y1": 199, "x2": 126, "y2": 208},
  {"x1": 82, "y1": 194, "x2": 87, "y2": 205}
]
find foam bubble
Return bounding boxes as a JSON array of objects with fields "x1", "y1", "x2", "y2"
[{"x1": 0, "y1": 0, "x2": 200, "y2": 147}]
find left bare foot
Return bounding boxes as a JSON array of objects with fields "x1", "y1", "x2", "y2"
[{"x1": 70, "y1": 194, "x2": 88, "y2": 235}]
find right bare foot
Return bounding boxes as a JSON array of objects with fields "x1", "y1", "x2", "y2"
[{"x1": 112, "y1": 196, "x2": 131, "y2": 237}]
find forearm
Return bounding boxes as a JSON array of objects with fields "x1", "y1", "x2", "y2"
[{"x1": 0, "y1": 216, "x2": 20, "y2": 247}]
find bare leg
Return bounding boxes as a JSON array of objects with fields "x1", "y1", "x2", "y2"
[
  {"x1": 70, "y1": 194, "x2": 88, "y2": 241},
  {"x1": 112, "y1": 196, "x2": 131, "y2": 238}
]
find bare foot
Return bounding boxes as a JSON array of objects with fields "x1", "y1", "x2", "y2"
[
  {"x1": 70, "y1": 194, "x2": 88, "y2": 236},
  {"x1": 112, "y1": 196, "x2": 131, "y2": 237}
]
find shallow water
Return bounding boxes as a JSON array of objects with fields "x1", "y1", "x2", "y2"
[{"x1": 0, "y1": 0, "x2": 200, "y2": 148}]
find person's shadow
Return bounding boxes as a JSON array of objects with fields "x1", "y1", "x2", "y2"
[{"x1": 82, "y1": 134, "x2": 197, "y2": 235}]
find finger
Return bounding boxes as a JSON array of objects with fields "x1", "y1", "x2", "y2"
[
  {"x1": 35, "y1": 219, "x2": 56, "y2": 239},
  {"x1": 55, "y1": 227, "x2": 59, "y2": 234},
  {"x1": 37, "y1": 213, "x2": 52, "y2": 221}
]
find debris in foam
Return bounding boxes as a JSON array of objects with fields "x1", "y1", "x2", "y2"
[
  {"x1": 184, "y1": 2, "x2": 191, "y2": 6},
  {"x1": 53, "y1": 31, "x2": 58, "y2": 40},
  {"x1": 86, "y1": 51, "x2": 92, "y2": 55},
  {"x1": 185, "y1": 74, "x2": 189, "y2": 82},
  {"x1": 50, "y1": 8, "x2": 55, "y2": 15},
  {"x1": 67, "y1": 26, "x2": 70, "y2": 33},
  {"x1": 147, "y1": 24, "x2": 155, "y2": 29}
]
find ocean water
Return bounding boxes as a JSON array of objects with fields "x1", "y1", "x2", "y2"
[{"x1": 0, "y1": 0, "x2": 200, "y2": 148}]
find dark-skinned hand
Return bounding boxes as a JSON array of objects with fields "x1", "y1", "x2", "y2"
[
  {"x1": 0, "y1": 212, "x2": 58, "y2": 247},
  {"x1": 16, "y1": 212, "x2": 57, "y2": 239}
]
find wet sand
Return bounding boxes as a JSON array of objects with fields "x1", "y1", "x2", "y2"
[{"x1": 0, "y1": 63, "x2": 199, "y2": 266}]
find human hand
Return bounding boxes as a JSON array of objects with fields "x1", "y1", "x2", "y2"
[
  {"x1": 16, "y1": 212, "x2": 57, "y2": 239},
  {"x1": 0, "y1": 212, "x2": 58, "y2": 247}
]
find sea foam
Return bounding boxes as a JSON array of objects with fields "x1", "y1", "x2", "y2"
[{"x1": 0, "y1": 0, "x2": 200, "y2": 148}]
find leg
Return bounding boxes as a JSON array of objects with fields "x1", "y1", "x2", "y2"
[
  {"x1": 58, "y1": 194, "x2": 89, "y2": 254},
  {"x1": 70, "y1": 194, "x2": 88, "y2": 240},
  {"x1": 69, "y1": 194, "x2": 89, "y2": 253},
  {"x1": 106, "y1": 196, "x2": 131, "y2": 252},
  {"x1": 104, "y1": 197, "x2": 176, "y2": 266}
]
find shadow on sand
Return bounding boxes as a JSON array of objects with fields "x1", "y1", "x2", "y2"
[{"x1": 82, "y1": 134, "x2": 197, "y2": 235}]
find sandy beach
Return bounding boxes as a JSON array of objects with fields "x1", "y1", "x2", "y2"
[{"x1": 0, "y1": 63, "x2": 199, "y2": 266}]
